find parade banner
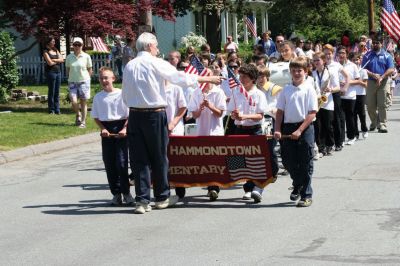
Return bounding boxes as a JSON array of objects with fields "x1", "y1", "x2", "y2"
[{"x1": 168, "y1": 135, "x2": 273, "y2": 188}]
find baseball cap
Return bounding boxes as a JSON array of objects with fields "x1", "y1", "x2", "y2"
[{"x1": 72, "y1": 37, "x2": 83, "y2": 45}]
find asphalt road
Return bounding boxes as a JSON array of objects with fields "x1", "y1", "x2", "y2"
[{"x1": 1, "y1": 100, "x2": 400, "y2": 265}]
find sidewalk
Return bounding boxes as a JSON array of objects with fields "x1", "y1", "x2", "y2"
[{"x1": 0, "y1": 132, "x2": 100, "y2": 165}]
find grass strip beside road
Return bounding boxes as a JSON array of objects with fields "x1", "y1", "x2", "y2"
[{"x1": 0, "y1": 104, "x2": 98, "y2": 151}]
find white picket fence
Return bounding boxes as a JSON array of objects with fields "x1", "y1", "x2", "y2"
[{"x1": 17, "y1": 54, "x2": 116, "y2": 84}]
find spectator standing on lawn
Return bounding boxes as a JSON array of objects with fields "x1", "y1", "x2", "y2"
[
  {"x1": 122, "y1": 32, "x2": 223, "y2": 214},
  {"x1": 43, "y1": 36, "x2": 64, "y2": 115},
  {"x1": 65, "y1": 37, "x2": 93, "y2": 128},
  {"x1": 91, "y1": 67, "x2": 133, "y2": 206}
]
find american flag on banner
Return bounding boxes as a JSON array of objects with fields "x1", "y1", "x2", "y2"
[
  {"x1": 90, "y1": 37, "x2": 109, "y2": 53},
  {"x1": 245, "y1": 15, "x2": 257, "y2": 38},
  {"x1": 226, "y1": 156, "x2": 267, "y2": 180},
  {"x1": 184, "y1": 56, "x2": 210, "y2": 91},
  {"x1": 227, "y1": 67, "x2": 255, "y2": 106},
  {"x1": 381, "y1": 0, "x2": 400, "y2": 43}
]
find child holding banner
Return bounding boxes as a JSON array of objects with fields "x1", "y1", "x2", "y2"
[
  {"x1": 91, "y1": 67, "x2": 133, "y2": 206},
  {"x1": 187, "y1": 68, "x2": 227, "y2": 201},
  {"x1": 227, "y1": 64, "x2": 268, "y2": 203},
  {"x1": 274, "y1": 56, "x2": 318, "y2": 207}
]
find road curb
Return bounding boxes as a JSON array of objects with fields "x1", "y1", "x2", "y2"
[{"x1": 0, "y1": 132, "x2": 100, "y2": 165}]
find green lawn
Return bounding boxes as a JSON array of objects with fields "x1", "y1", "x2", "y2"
[{"x1": 0, "y1": 83, "x2": 124, "y2": 151}]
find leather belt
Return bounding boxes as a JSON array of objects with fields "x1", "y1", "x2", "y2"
[
  {"x1": 236, "y1": 124, "x2": 261, "y2": 129},
  {"x1": 130, "y1": 107, "x2": 165, "y2": 112}
]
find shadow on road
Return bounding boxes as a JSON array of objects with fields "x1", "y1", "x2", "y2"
[
  {"x1": 23, "y1": 200, "x2": 134, "y2": 215},
  {"x1": 63, "y1": 184, "x2": 109, "y2": 190}
]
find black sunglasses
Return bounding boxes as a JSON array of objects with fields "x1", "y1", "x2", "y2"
[{"x1": 73, "y1": 43, "x2": 82, "y2": 47}]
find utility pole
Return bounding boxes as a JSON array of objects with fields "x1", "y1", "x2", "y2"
[{"x1": 368, "y1": 0, "x2": 375, "y2": 32}]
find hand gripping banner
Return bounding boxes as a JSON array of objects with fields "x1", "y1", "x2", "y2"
[{"x1": 168, "y1": 135, "x2": 273, "y2": 188}]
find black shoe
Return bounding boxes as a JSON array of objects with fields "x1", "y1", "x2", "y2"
[
  {"x1": 290, "y1": 187, "x2": 300, "y2": 201},
  {"x1": 326, "y1": 146, "x2": 333, "y2": 156},
  {"x1": 208, "y1": 190, "x2": 219, "y2": 201},
  {"x1": 334, "y1": 145, "x2": 343, "y2": 151},
  {"x1": 378, "y1": 128, "x2": 388, "y2": 133},
  {"x1": 369, "y1": 126, "x2": 376, "y2": 131}
]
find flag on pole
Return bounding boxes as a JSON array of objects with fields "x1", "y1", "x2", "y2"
[
  {"x1": 227, "y1": 67, "x2": 255, "y2": 106},
  {"x1": 381, "y1": 0, "x2": 400, "y2": 43},
  {"x1": 245, "y1": 15, "x2": 257, "y2": 38},
  {"x1": 184, "y1": 56, "x2": 210, "y2": 91},
  {"x1": 90, "y1": 37, "x2": 109, "y2": 53}
]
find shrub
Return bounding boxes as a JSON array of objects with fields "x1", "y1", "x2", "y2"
[{"x1": 0, "y1": 31, "x2": 19, "y2": 102}]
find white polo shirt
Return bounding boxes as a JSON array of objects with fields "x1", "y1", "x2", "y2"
[
  {"x1": 188, "y1": 85, "x2": 226, "y2": 136},
  {"x1": 65, "y1": 52, "x2": 92, "y2": 83},
  {"x1": 326, "y1": 61, "x2": 343, "y2": 89},
  {"x1": 312, "y1": 68, "x2": 334, "y2": 111},
  {"x1": 122, "y1": 51, "x2": 198, "y2": 108},
  {"x1": 340, "y1": 60, "x2": 360, "y2": 100},
  {"x1": 165, "y1": 84, "x2": 187, "y2": 136},
  {"x1": 354, "y1": 68, "x2": 368, "y2": 96},
  {"x1": 276, "y1": 79, "x2": 318, "y2": 123},
  {"x1": 91, "y1": 89, "x2": 129, "y2": 121},
  {"x1": 227, "y1": 85, "x2": 267, "y2": 126}
]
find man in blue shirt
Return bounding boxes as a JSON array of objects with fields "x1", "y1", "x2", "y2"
[{"x1": 361, "y1": 35, "x2": 394, "y2": 133}]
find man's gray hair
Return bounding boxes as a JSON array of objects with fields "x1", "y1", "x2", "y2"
[{"x1": 136, "y1": 32, "x2": 158, "y2": 52}]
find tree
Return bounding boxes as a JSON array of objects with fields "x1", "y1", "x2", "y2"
[
  {"x1": 0, "y1": 0, "x2": 138, "y2": 57},
  {"x1": 0, "y1": 31, "x2": 18, "y2": 102}
]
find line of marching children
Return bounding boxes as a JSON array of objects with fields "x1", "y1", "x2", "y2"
[{"x1": 91, "y1": 43, "x2": 377, "y2": 209}]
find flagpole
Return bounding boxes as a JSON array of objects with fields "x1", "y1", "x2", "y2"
[{"x1": 368, "y1": 0, "x2": 375, "y2": 32}]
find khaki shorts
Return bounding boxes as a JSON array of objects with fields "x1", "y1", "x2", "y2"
[{"x1": 68, "y1": 80, "x2": 91, "y2": 100}]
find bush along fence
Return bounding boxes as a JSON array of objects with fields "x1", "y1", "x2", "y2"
[{"x1": 17, "y1": 54, "x2": 116, "y2": 85}]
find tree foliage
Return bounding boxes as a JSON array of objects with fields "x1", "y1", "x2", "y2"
[
  {"x1": 269, "y1": 0, "x2": 377, "y2": 42},
  {"x1": 0, "y1": 31, "x2": 18, "y2": 102}
]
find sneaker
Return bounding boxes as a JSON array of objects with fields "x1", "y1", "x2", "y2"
[
  {"x1": 369, "y1": 125, "x2": 376, "y2": 131},
  {"x1": 326, "y1": 146, "x2": 333, "y2": 156},
  {"x1": 78, "y1": 123, "x2": 86, "y2": 129},
  {"x1": 207, "y1": 190, "x2": 219, "y2": 201},
  {"x1": 75, "y1": 115, "x2": 81, "y2": 126},
  {"x1": 134, "y1": 203, "x2": 152, "y2": 214},
  {"x1": 155, "y1": 195, "x2": 179, "y2": 209},
  {"x1": 346, "y1": 138, "x2": 355, "y2": 145},
  {"x1": 251, "y1": 191, "x2": 262, "y2": 203},
  {"x1": 334, "y1": 145, "x2": 343, "y2": 151},
  {"x1": 297, "y1": 198, "x2": 313, "y2": 207},
  {"x1": 289, "y1": 188, "x2": 300, "y2": 201},
  {"x1": 110, "y1": 194, "x2": 122, "y2": 206},
  {"x1": 280, "y1": 169, "x2": 289, "y2": 176},
  {"x1": 362, "y1": 132, "x2": 368, "y2": 139},
  {"x1": 123, "y1": 193, "x2": 135, "y2": 205},
  {"x1": 313, "y1": 153, "x2": 320, "y2": 161},
  {"x1": 242, "y1": 191, "x2": 252, "y2": 200},
  {"x1": 378, "y1": 128, "x2": 388, "y2": 133}
]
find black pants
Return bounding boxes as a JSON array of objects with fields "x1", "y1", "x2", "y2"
[
  {"x1": 341, "y1": 99, "x2": 356, "y2": 140},
  {"x1": 128, "y1": 110, "x2": 170, "y2": 204},
  {"x1": 317, "y1": 108, "x2": 334, "y2": 150},
  {"x1": 332, "y1": 92, "x2": 344, "y2": 147},
  {"x1": 281, "y1": 123, "x2": 314, "y2": 199},
  {"x1": 101, "y1": 120, "x2": 129, "y2": 196},
  {"x1": 354, "y1": 95, "x2": 368, "y2": 137}
]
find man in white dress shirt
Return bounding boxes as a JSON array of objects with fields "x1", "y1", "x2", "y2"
[{"x1": 122, "y1": 32, "x2": 222, "y2": 214}]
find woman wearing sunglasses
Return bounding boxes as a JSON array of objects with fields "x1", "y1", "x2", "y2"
[{"x1": 65, "y1": 37, "x2": 93, "y2": 128}]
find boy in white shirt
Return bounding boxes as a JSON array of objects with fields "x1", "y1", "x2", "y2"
[
  {"x1": 187, "y1": 68, "x2": 227, "y2": 200},
  {"x1": 274, "y1": 56, "x2": 318, "y2": 207},
  {"x1": 164, "y1": 81, "x2": 188, "y2": 199},
  {"x1": 227, "y1": 64, "x2": 268, "y2": 203},
  {"x1": 91, "y1": 67, "x2": 133, "y2": 206}
]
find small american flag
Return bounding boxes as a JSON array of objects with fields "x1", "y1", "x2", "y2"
[
  {"x1": 185, "y1": 56, "x2": 210, "y2": 91},
  {"x1": 90, "y1": 37, "x2": 109, "y2": 53},
  {"x1": 245, "y1": 15, "x2": 257, "y2": 38},
  {"x1": 226, "y1": 156, "x2": 267, "y2": 180},
  {"x1": 227, "y1": 67, "x2": 255, "y2": 106},
  {"x1": 381, "y1": 0, "x2": 400, "y2": 43}
]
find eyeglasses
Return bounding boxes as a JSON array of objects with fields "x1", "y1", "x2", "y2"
[
  {"x1": 276, "y1": 40, "x2": 284, "y2": 43},
  {"x1": 229, "y1": 65, "x2": 239, "y2": 69},
  {"x1": 73, "y1": 43, "x2": 82, "y2": 47}
]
